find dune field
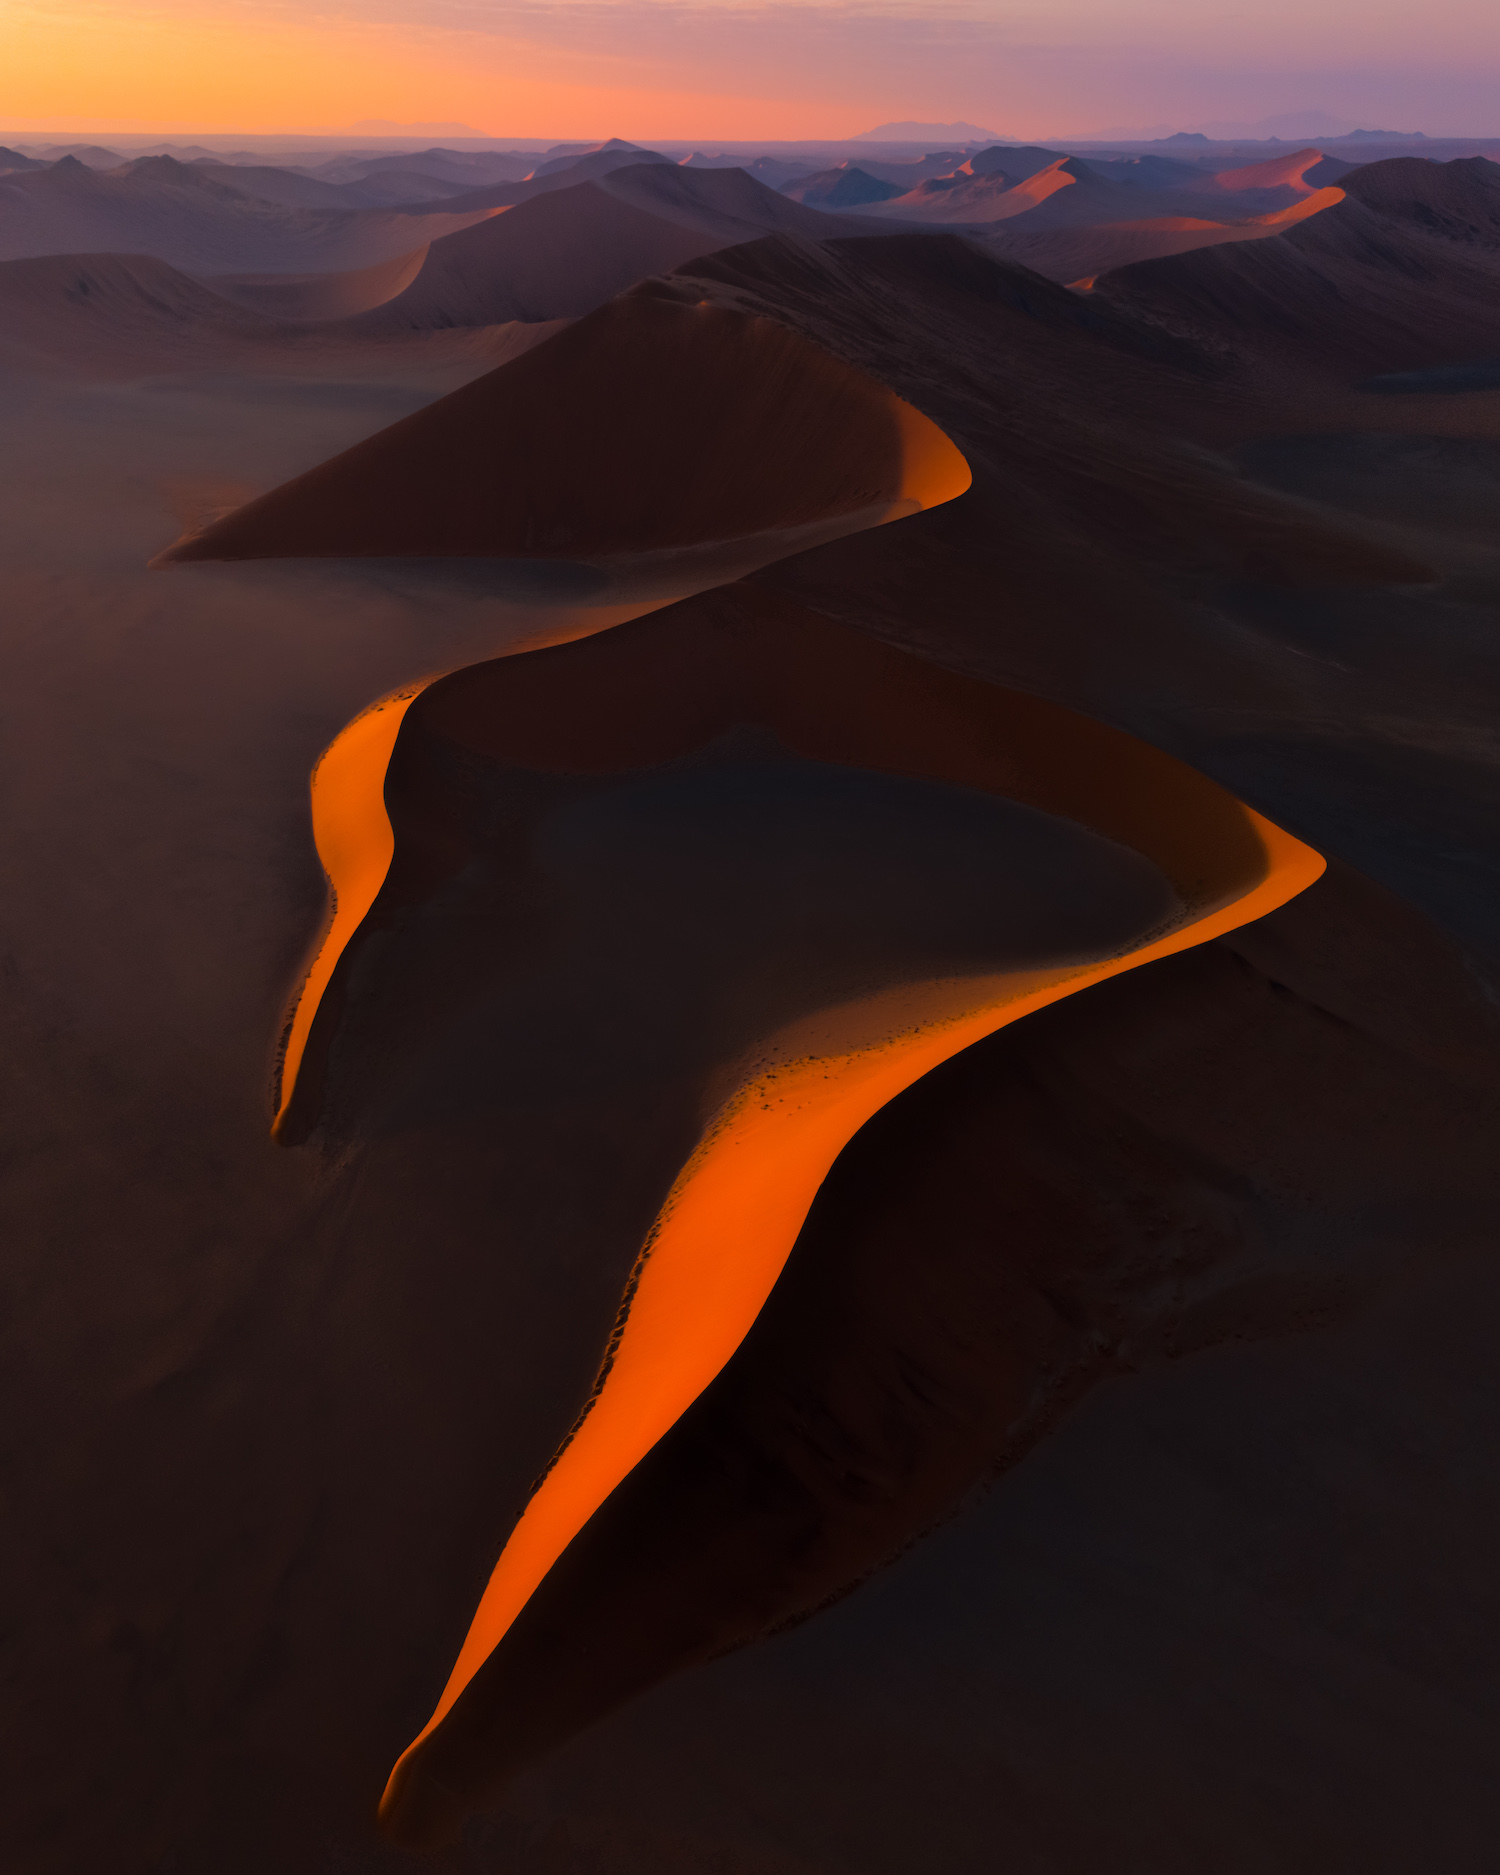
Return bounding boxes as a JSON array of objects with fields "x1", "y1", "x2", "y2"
[{"x1": 2, "y1": 126, "x2": 1500, "y2": 1875}]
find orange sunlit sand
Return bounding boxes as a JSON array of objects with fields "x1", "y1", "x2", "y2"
[
  {"x1": 379, "y1": 794, "x2": 1319, "y2": 1839},
  {"x1": 271, "y1": 581, "x2": 1325, "y2": 1839},
  {"x1": 173, "y1": 287, "x2": 1342, "y2": 1841}
]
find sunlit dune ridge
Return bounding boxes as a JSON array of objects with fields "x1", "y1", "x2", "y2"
[
  {"x1": 370, "y1": 598, "x2": 1323, "y2": 1844},
  {"x1": 192, "y1": 295, "x2": 970, "y2": 1133},
  {"x1": 148, "y1": 281, "x2": 1323, "y2": 1841}
]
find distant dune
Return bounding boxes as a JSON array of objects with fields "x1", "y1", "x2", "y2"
[
  {"x1": 339, "y1": 165, "x2": 882, "y2": 332},
  {"x1": 1188, "y1": 146, "x2": 1352, "y2": 194},
  {"x1": 1099, "y1": 156, "x2": 1500, "y2": 374},
  {"x1": 868, "y1": 156, "x2": 1096, "y2": 224},
  {"x1": 154, "y1": 291, "x2": 969, "y2": 566},
  {"x1": 1000, "y1": 186, "x2": 1345, "y2": 285},
  {"x1": 781, "y1": 165, "x2": 905, "y2": 209},
  {"x1": 0, "y1": 153, "x2": 495, "y2": 274},
  {"x1": 0, "y1": 247, "x2": 561, "y2": 381},
  {"x1": 206, "y1": 245, "x2": 433, "y2": 321}
]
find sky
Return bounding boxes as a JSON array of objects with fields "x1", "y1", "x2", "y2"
[{"x1": 3, "y1": 0, "x2": 1499, "y2": 142}]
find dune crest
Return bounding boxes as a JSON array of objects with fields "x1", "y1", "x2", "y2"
[
  {"x1": 152, "y1": 293, "x2": 970, "y2": 567},
  {"x1": 367, "y1": 597, "x2": 1323, "y2": 1844},
  {"x1": 189, "y1": 294, "x2": 970, "y2": 1131},
  {"x1": 205, "y1": 241, "x2": 436, "y2": 321}
]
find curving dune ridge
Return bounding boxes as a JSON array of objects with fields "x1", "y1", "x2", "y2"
[
  {"x1": 151, "y1": 274, "x2": 1324, "y2": 1842},
  {"x1": 366, "y1": 597, "x2": 1322, "y2": 1844}
]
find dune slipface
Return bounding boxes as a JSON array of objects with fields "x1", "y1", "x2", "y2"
[
  {"x1": 351, "y1": 598, "x2": 1320, "y2": 1843},
  {"x1": 154, "y1": 291, "x2": 967, "y2": 566}
]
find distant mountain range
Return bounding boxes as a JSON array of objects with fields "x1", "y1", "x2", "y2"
[{"x1": 856, "y1": 121, "x2": 1004, "y2": 142}]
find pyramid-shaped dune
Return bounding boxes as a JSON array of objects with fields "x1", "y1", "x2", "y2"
[{"x1": 152, "y1": 292, "x2": 970, "y2": 566}]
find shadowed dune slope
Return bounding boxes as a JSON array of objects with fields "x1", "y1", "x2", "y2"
[
  {"x1": 0, "y1": 247, "x2": 563, "y2": 379},
  {"x1": 1098, "y1": 157, "x2": 1500, "y2": 375},
  {"x1": 865, "y1": 157, "x2": 1095, "y2": 224},
  {"x1": 0, "y1": 251, "x2": 281, "y2": 370},
  {"x1": 332, "y1": 183, "x2": 731, "y2": 331},
  {"x1": 278, "y1": 588, "x2": 1319, "y2": 1843},
  {"x1": 325, "y1": 164, "x2": 877, "y2": 335},
  {"x1": 593, "y1": 162, "x2": 885, "y2": 241},
  {"x1": 205, "y1": 245, "x2": 431, "y2": 321},
  {"x1": 153, "y1": 293, "x2": 970, "y2": 563},
  {"x1": 1190, "y1": 147, "x2": 1332, "y2": 193},
  {"x1": 0, "y1": 153, "x2": 494, "y2": 273},
  {"x1": 381, "y1": 846, "x2": 1500, "y2": 1852},
  {"x1": 999, "y1": 188, "x2": 1344, "y2": 286},
  {"x1": 682, "y1": 233, "x2": 1429, "y2": 597},
  {"x1": 780, "y1": 165, "x2": 905, "y2": 208},
  {"x1": 406, "y1": 144, "x2": 678, "y2": 215}
]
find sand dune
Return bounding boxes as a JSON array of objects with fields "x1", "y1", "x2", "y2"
[
  {"x1": 424, "y1": 143, "x2": 678, "y2": 215},
  {"x1": 7, "y1": 121, "x2": 1500, "y2": 1875},
  {"x1": 360, "y1": 594, "x2": 1319, "y2": 1842},
  {"x1": 1000, "y1": 185, "x2": 1345, "y2": 284},
  {"x1": 271, "y1": 166, "x2": 881, "y2": 335},
  {"x1": 185, "y1": 160, "x2": 478, "y2": 212},
  {"x1": 1204, "y1": 146, "x2": 1355, "y2": 193},
  {"x1": 154, "y1": 292, "x2": 969, "y2": 567},
  {"x1": 1099, "y1": 156, "x2": 1500, "y2": 375},
  {"x1": 864, "y1": 156, "x2": 1095, "y2": 224},
  {"x1": 0, "y1": 251, "x2": 279, "y2": 373},
  {"x1": 180, "y1": 162, "x2": 375, "y2": 212},
  {"x1": 306, "y1": 146, "x2": 541, "y2": 188},
  {"x1": 0, "y1": 153, "x2": 495, "y2": 274},
  {"x1": 0, "y1": 247, "x2": 561, "y2": 381},
  {"x1": 206, "y1": 244, "x2": 432, "y2": 321},
  {"x1": 593, "y1": 160, "x2": 882, "y2": 240},
  {"x1": 847, "y1": 148, "x2": 1348, "y2": 276},
  {"x1": 315, "y1": 184, "x2": 729, "y2": 331},
  {"x1": 781, "y1": 164, "x2": 905, "y2": 208}
]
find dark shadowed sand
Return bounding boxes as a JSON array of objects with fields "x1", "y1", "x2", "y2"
[{"x1": 2, "y1": 159, "x2": 1500, "y2": 1874}]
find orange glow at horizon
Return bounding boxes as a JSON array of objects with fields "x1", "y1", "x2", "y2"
[
  {"x1": 10, "y1": 0, "x2": 1500, "y2": 143},
  {"x1": 0, "y1": 2, "x2": 857, "y2": 141}
]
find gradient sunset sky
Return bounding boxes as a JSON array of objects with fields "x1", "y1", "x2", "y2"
[{"x1": 4, "y1": 0, "x2": 1498, "y2": 141}]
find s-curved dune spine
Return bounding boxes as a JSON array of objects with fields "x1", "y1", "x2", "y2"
[{"x1": 378, "y1": 801, "x2": 1323, "y2": 1824}]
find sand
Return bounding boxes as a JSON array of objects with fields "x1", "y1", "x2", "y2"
[
  {"x1": 153, "y1": 293, "x2": 970, "y2": 565},
  {"x1": 1099, "y1": 157, "x2": 1500, "y2": 375},
  {"x1": 0, "y1": 153, "x2": 495, "y2": 274},
  {"x1": 359, "y1": 594, "x2": 1319, "y2": 1842},
  {"x1": 3, "y1": 151, "x2": 1500, "y2": 1874}
]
